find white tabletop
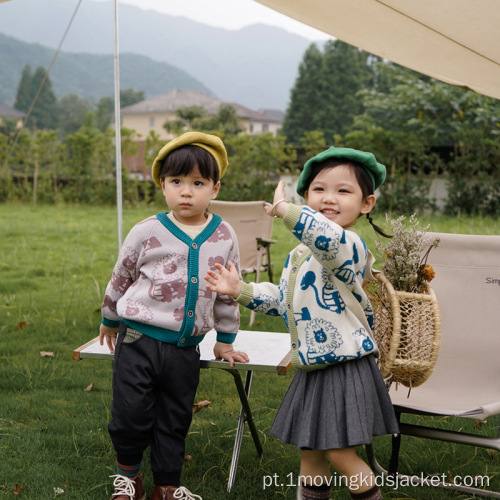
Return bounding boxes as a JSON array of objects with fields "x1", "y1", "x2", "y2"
[{"x1": 74, "y1": 329, "x2": 291, "y2": 374}]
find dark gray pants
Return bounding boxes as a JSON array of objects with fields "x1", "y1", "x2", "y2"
[{"x1": 108, "y1": 324, "x2": 200, "y2": 486}]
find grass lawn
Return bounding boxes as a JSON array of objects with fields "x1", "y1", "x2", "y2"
[{"x1": 0, "y1": 203, "x2": 499, "y2": 499}]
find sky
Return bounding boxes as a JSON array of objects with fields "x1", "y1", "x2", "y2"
[{"x1": 101, "y1": 0, "x2": 331, "y2": 41}]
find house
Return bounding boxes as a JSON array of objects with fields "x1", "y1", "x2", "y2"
[
  {"x1": 120, "y1": 89, "x2": 283, "y2": 140},
  {"x1": 0, "y1": 102, "x2": 25, "y2": 129},
  {"x1": 229, "y1": 102, "x2": 283, "y2": 136}
]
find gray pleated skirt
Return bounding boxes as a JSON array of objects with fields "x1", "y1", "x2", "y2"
[{"x1": 270, "y1": 355, "x2": 399, "y2": 450}]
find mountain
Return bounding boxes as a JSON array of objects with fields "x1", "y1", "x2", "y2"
[
  {"x1": 0, "y1": 0, "x2": 320, "y2": 110},
  {"x1": 0, "y1": 33, "x2": 213, "y2": 107}
]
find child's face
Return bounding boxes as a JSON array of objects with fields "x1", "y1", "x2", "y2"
[
  {"x1": 304, "y1": 165, "x2": 375, "y2": 229},
  {"x1": 161, "y1": 166, "x2": 220, "y2": 225}
]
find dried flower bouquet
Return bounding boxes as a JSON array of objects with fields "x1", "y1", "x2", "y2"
[{"x1": 368, "y1": 214, "x2": 442, "y2": 389}]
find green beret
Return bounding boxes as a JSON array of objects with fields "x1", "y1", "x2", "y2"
[
  {"x1": 296, "y1": 147, "x2": 386, "y2": 197},
  {"x1": 151, "y1": 132, "x2": 228, "y2": 187}
]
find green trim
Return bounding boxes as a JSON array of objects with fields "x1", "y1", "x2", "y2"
[
  {"x1": 123, "y1": 319, "x2": 204, "y2": 346},
  {"x1": 216, "y1": 331, "x2": 237, "y2": 344},
  {"x1": 236, "y1": 282, "x2": 254, "y2": 307},
  {"x1": 283, "y1": 204, "x2": 303, "y2": 233},
  {"x1": 131, "y1": 212, "x2": 225, "y2": 346},
  {"x1": 286, "y1": 247, "x2": 312, "y2": 367},
  {"x1": 101, "y1": 317, "x2": 120, "y2": 328}
]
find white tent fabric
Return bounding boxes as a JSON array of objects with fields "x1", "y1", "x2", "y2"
[{"x1": 255, "y1": 0, "x2": 500, "y2": 100}]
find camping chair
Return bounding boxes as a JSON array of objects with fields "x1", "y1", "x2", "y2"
[
  {"x1": 209, "y1": 200, "x2": 276, "y2": 325},
  {"x1": 367, "y1": 231, "x2": 500, "y2": 497}
]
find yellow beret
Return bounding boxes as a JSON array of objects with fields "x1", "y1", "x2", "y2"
[{"x1": 151, "y1": 132, "x2": 228, "y2": 187}]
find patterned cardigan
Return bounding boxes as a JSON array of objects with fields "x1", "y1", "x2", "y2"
[
  {"x1": 101, "y1": 212, "x2": 240, "y2": 346},
  {"x1": 237, "y1": 204, "x2": 377, "y2": 371}
]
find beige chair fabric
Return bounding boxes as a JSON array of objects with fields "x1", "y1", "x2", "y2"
[
  {"x1": 209, "y1": 200, "x2": 276, "y2": 325},
  {"x1": 389, "y1": 231, "x2": 500, "y2": 419},
  {"x1": 368, "y1": 231, "x2": 500, "y2": 497}
]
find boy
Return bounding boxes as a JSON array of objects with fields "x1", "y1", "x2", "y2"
[{"x1": 100, "y1": 132, "x2": 248, "y2": 500}]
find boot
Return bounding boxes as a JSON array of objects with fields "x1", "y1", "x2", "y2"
[
  {"x1": 151, "y1": 485, "x2": 202, "y2": 500},
  {"x1": 110, "y1": 473, "x2": 146, "y2": 500}
]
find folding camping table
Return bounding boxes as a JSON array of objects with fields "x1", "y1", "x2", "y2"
[{"x1": 73, "y1": 329, "x2": 291, "y2": 491}]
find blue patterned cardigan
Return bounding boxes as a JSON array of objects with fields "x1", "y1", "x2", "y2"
[{"x1": 237, "y1": 204, "x2": 377, "y2": 371}]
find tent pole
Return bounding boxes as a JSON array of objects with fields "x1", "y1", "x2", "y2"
[{"x1": 113, "y1": 0, "x2": 123, "y2": 250}]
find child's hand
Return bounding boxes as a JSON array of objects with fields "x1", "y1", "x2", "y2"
[
  {"x1": 213, "y1": 342, "x2": 249, "y2": 367},
  {"x1": 264, "y1": 180, "x2": 289, "y2": 218},
  {"x1": 99, "y1": 324, "x2": 119, "y2": 353},
  {"x1": 205, "y1": 262, "x2": 242, "y2": 299}
]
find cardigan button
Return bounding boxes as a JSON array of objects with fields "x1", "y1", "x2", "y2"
[
  {"x1": 192, "y1": 242, "x2": 198, "y2": 249},
  {"x1": 291, "y1": 342, "x2": 297, "y2": 349},
  {"x1": 292, "y1": 266, "x2": 297, "y2": 272},
  {"x1": 191, "y1": 277, "x2": 198, "y2": 284},
  {"x1": 180, "y1": 338, "x2": 186, "y2": 344},
  {"x1": 187, "y1": 310, "x2": 194, "y2": 317}
]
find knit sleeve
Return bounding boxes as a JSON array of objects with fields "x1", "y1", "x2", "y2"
[
  {"x1": 237, "y1": 281, "x2": 282, "y2": 317},
  {"x1": 101, "y1": 224, "x2": 144, "y2": 325},
  {"x1": 283, "y1": 204, "x2": 368, "y2": 283},
  {"x1": 213, "y1": 228, "x2": 241, "y2": 342}
]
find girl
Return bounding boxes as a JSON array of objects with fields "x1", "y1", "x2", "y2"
[{"x1": 205, "y1": 147, "x2": 399, "y2": 500}]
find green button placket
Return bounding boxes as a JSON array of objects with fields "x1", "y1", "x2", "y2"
[
  {"x1": 155, "y1": 212, "x2": 222, "y2": 346},
  {"x1": 287, "y1": 248, "x2": 311, "y2": 367}
]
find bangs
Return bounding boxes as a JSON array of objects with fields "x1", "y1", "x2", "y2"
[{"x1": 159, "y1": 145, "x2": 219, "y2": 183}]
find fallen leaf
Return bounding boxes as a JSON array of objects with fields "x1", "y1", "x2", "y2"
[
  {"x1": 193, "y1": 400, "x2": 211, "y2": 413},
  {"x1": 185, "y1": 455, "x2": 193, "y2": 461},
  {"x1": 14, "y1": 484, "x2": 23, "y2": 495},
  {"x1": 15, "y1": 321, "x2": 28, "y2": 331},
  {"x1": 473, "y1": 419, "x2": 487, "y2": 429},
  {"x1": 40, "y1": 351, "x2": 54, "y2": 357},
  {"x1": 85, "y1": 382, "x2": 94, "y2": 392}
]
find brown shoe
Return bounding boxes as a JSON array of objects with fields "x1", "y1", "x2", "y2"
[
  {"x1": 151, "y1": 485, "x2": 202, "y2": 500},
  {"x1": 110, "y1": 474, "x2": 146, "y2": 500}
]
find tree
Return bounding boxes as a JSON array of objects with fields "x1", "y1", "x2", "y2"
[
  {"x1": 221, "y1": 133, "x2": 296, "y2": 201},
  {"x1": 345, "y1": 61, "x2": 500, "y2": 215},
  {"x1": 57, "y1": 94, "x2": 94, "y2": 139},
  {"x1": 281, "y1": 44, "x2": 324, "y2": 144},
  {"x1": 282, "y1": 41, "x2": 373, "y2": 144},
  {"x1": 14, "y1": 65, "x2": 58, "y2": 130},
  {"x1": 163, "y1": 104, "x2": 244, "y2": 139},
  {"x1": 195, "y1": 104, "x2": 244, "y2": 138},
  {"x1": 318, "y1": 40, "x2": 371, "y2": 139},
  {"x1": 121, "y1": 88, "x2": 145, "y2": 108},
  {"x1": 356, "y1": 61, "x2": 500, "y2": 152},
  {"x1": 31, "y1": 130, "x2": 62, "y2": 204},
  {"x1": 300, "y1": 130, "x2": 326, "y2": 159},
  {"x1": 65, "y1": 113, "x2": 114, "y2": 203},
  {"x1": 14, "y1": 65, "x2": 33, "y2": 114},
  {"x1": 163, "y1": 106, "x2": 207, "y2": 136},
  {"x1": 96, "y1": 88, "x2": 145, "y2": 132}
]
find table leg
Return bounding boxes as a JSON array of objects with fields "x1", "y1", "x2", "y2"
[{"x1": 226, "y1": 369, "x2": 263, "y2": 491}]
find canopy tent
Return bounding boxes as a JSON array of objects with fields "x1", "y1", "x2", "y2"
[{"x1": 255, "y1": 0, "x2": 500, "y2": 101}]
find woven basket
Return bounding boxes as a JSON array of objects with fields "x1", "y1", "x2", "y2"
[{"x1": 367, "y1": 272, "x2": 442, "y2": 389}]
